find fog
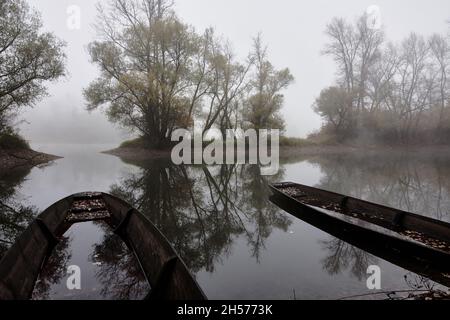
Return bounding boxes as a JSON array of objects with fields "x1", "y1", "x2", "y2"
[{"x1": 19, "y1": 0, "x2": 450, "y2": 144}]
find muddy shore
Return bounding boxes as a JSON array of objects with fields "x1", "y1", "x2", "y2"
[
  {"x1": 104, "y1": 144, "x2": 450, "y2": 162},
  {"x1": 0, "y1": 148, "x2": 61, "y2": 173}
]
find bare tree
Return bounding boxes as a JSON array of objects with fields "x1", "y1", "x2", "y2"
[
  {"x1": 393, "y1": 33, "x2": 433, "y2": 141},
  {"x1": 318, "y1": 13, "x2": 450, "y2": 144},
  {"x1": 323, "y1": 13, "x2": 384, "y2": 130},
  {"x1": 355, "y1": 15, "x2": 385, "y2": 112},
  {"x1": 429, "y1": 34, "x2": 450, "y2": 132},
  {"x1": 366, "y1": 43, "x2": 399, "y2": 113},
  {"x1": 324, "y1": 17, "x2": 360, "y2": 94}
]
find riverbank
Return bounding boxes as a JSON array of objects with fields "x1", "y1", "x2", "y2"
[
  {"x1": 0, "y1": 148, "x2": 61, "y2": 173},
  {"x1": 104, "y1": 142, "x2": 450, "y2": 163}
]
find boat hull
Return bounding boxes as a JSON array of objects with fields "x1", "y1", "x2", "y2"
[
  {"x1": 270, "y1": 182, "x2": 450, "y2": 287},
  {"x1": 0, "y1": 192, "x2": 206, "y2": 300}
]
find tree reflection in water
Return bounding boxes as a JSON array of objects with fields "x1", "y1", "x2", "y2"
[
  {"x1": 32, "y1": 236, "x2": 71, "y2": 300},
  {"x1": 110, "y1": 159, "x2": 292, "y2": 273},
  {"x1": 3, "y1": 151, "x2": 450, "y2": 299},
  {"x1": 305, "y1": 152, "x2": 450, "y2": 294},
  {"x1": 0, "y1": 168, "x2": 72, "y2": 300},
  {"x1": 0, "y1": 168, "x2": 37, "y2": 258},
  {"x1": 90, "y1": 223, "x2": 150, "y2": 300},
  {"x1": 309, "y1": 153, "x2": 450, "y2": 222},
  {"x1": 239, "y1": 165, "x2": 291, "y2": 261},
  {"x1": 319, "y1": 238, "x2": 376, "y2": 280},
  {"x1": 319, "y1": 236, "x2": 449, "y2": 299}
]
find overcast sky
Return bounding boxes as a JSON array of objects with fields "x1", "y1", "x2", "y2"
[{"x1": 20, "y1": 0, "x2": 450, "y2": 144}]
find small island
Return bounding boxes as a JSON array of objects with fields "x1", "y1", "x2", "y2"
[{"x1": 0, "y1": 132, "x2": 60, "y2": 173}]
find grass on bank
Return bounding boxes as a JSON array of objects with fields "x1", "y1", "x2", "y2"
[
  {"x1": 119, "y1": 137, "x2": 147, "y2": 149},
  {"x1": 118, "y1": 135, "x2": 321, "y2": 150}
]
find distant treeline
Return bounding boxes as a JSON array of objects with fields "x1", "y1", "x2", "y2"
[{"x1": 313, "y1": 14, "x2": 450, "y2": 145}]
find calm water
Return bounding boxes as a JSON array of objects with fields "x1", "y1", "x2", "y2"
[
  {"x1": 1, "y1": 144, "x2": 450, "y2": 299},
  {"x1": 31, "y1": 221, "x2": 150, "y2": 300}
]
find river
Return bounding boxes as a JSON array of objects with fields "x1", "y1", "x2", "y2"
[{"x1": 1, "y1": 144, "x2": 449, "y2": 299}]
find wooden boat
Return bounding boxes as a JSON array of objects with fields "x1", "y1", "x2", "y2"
[
  {"x1": 270, "y1": 182, "x2": 450, "y2": 287},
  {"x1": 0, "y1": 192, "x2": 206, "y2": 300}
]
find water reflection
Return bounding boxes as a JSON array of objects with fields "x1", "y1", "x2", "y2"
[
  {"x1": 112, "y1": 155, "x2": 448, "y2": 298},
  {"x1": 110, "y1": 160, "x2": 292, "y2": 272},
  {"x1": 1, "y1": 146, "x2": 450, "y2": 299},
  {"x1": 32, "y1": 236, "x2": 71, "y2": 300},
  {"x1": 319, "y1": 238, "x2": 376, "y2": 281},
  {"x1": 307, "y1": 153, "x2": 450, "y2": 222},
  {"x1": 0, "y1": 168, "x2": 38, "y2": 258},
  {"x1": 32, "y1": 221, "x2": 150, "y2": 300},
  {"x1": 91, "y1": 222, "x2": 150, "y2": 300}
]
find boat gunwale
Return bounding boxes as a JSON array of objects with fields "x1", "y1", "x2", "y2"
[
  {"x1": 273, "y1": 182, "x2": 450, "y2": 229},
  {"x1": 269, "y1": 188, "x2": 450, "y2": 288},
  {"x1": 269, "y1": 182, "x2": 450, "y2": 260},
  {"x1": 0, "y1": 192, "x2": 206, "y2": 300}
]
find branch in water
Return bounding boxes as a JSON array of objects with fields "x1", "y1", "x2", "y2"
[{"x1": 338, "y1": 289, "x2": 448, "y2": 300}]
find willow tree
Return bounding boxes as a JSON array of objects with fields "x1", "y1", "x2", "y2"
[
  {"x1": 0, "y1": 0, "x2": 66, "y2": 133},
  {"x1": 85, "y1": 0, "x2": 213, "y2": 148}
]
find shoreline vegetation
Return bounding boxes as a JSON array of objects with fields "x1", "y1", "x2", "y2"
[
  {"x1": 0, "y1": 0, "x2": 66, "y2": 173},
  {"x1": 2, "y1": 0, "x2": 449, "y2": 170},
  {"x1": 103, "y1": 136, "x2": 450, "y2": 162},
  {"x1": 0, "y1": 133, "x2": 61, "y2": 173},
  {"x1": 102, "y1": 136, "x2": 317, "y2": 161}
]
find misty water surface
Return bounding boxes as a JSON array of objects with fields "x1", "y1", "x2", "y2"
[{"x1": 1, "y1": 144, "x2": 450, "y2": 299}]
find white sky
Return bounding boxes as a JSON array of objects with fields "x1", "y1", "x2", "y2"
[{"x1": 20, "y1": 0, "x2": 450, "y2": 143}]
